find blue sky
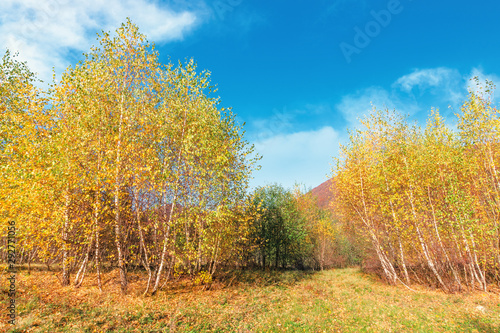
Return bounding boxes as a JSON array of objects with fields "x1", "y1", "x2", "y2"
[{"x1": 2, "y1": 0, "x2": 500, "y2": 189}]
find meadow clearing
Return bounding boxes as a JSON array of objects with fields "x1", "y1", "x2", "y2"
[{"x1": 3, "y1": 266, "x2": 500, "y2": 332}]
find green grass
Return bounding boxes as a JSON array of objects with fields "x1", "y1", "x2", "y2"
[{"x1": 2, "y1": 267, "x2": 500, "y2": 332}]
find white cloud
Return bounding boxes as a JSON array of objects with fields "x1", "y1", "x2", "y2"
[
  {"x1": 0, "y1": 0, "x2": 202, "y2": 82},
  {"x1": 250, "y1": 127, "x2": 339, "y2": 189}
]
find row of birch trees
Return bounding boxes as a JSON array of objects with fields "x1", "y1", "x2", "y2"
[
  {"x1": 332, "y1": 80, "x2": 500, "y2": 292},
  {"x1": 1, "y1": 21, "x2": 257, "y2": 294}
]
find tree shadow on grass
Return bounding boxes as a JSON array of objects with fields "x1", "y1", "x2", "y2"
[
  {"x1": 460, "y1": 317, "x2": 500, "y2": 333},
  {"x1": 214, "y1": 268, "x2": 318, "y2": 289}
]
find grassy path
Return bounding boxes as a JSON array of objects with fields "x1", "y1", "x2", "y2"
[{"x1": 2, "y1": 267, "x2": 500, "y2": 332}]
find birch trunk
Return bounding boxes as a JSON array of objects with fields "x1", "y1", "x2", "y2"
[
  {"x1": 61, "y1": 190, "x2": 71, "y2": 286},
  {"x1": 114, "y1": 91, "x2": 127, "y2": 294},
  {"x1": 133, "y1": 188, "x2": 153, "y2": 295}
]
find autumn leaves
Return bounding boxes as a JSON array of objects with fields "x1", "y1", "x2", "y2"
[
  {"x1": 332, "y1": 80, "x2": 500, "y2": 291},
  {"x1": 1, "y1": 20, "x2": 257, "y2": 294}
]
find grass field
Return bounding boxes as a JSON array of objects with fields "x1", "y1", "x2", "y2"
[{"x1": 2, "y1": 267, "x2": 500, "y2": 332}]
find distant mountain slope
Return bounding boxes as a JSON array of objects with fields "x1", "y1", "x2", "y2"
[{"x1": 310, "y1": 178, "x2": 333, "y2": 210}]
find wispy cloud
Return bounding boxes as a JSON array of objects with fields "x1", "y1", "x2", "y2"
[
  {"x1": 392, "y1": 67, "x2": 468, "y2": 115},
  {"x1": 335, "y1": 67, "x2": 485, "y2": 129},
  {"x1": 0, "y1": 0, "x2": 203, "y2": 81},
  {"x1": 394, "y1": 67, "x2": 460, "y2": 93}
]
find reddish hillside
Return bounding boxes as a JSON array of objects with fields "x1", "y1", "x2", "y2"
[{"x1": 310, "y1": 178, "x2": 334, "y2": 210}]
